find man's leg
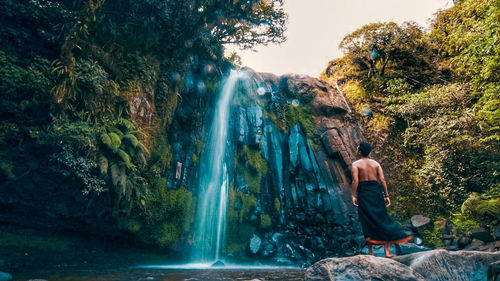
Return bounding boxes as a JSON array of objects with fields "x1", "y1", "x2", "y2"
[
  {"x1": 368, "y1": 243, "x2": 374, "y2": 255},
  {"x1": 384, "y1": 243, "x2": 394, "y2": 258}
]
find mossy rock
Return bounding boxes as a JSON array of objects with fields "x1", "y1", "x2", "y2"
[
  {"x1": 236, "y1": 145, "x2": 269, "y2": 194},
  {"x1": 154, "y1": 222, "x2": 183, "y2": 247},
  {"x1": 260, "y1": 213, "x2": 272, "y2": 229}
]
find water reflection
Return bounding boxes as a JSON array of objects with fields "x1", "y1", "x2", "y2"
[{"x1": 15, "y1": 268, "x2": 305, "y2": 281}]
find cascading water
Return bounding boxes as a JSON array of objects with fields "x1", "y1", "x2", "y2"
[{"x1": 192, "y1": 70, "x2": 247, "y2": 263}]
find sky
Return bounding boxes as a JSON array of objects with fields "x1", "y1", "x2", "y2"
[{"x1": 226, "y1": 0, "x2": 454, "y2": 77}]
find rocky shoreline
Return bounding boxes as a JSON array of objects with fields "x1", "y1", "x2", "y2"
[{"x1": 306, "y1": 249, "x2": 499, "y2": 281}]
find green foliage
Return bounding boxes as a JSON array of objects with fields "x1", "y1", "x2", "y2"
[
  {"x1": 237, "y1": 145, "x2": 268, "y2": 194},
  {"x1": 141, "y1": 181, "x2": 196, "y2": 247},
  {"x1": 226, "y1": 187, "x2": 258, "y2": 255},
  {"x1": 192, "y1": 140, "x2": 203, "y2": 164},
  {"x1": 367, "y1": 113, "x2": 393, "y2": 132},
  {"x1": 274, "y1": 198, "x2": 281, "y2": 213},
  {"x1": 385, "y1": 78, "x2": 412, "y2": 96},
  {"x1": 154, "y1": 222, "x2": 183, "y2": 247},
  {"x1": 322, "y1": 1, "x2": 500, "y2": 227},
  {"x1": 452, "y1": 212, "x2": 480, "y2": 235},
  {"x1": 51, "y1": 145, "x2": 106, "y2": 195},
  {"x1": 0, "y1": 0, "x2": 289, "y2": 251},
  {"x1": 260, "y1": 213, "x2": 272, "y2": 228},
  {"x1": 0, "y1": 228, "x2": 72, "y2": 252},
  {"x1": 265, "y1": 101, "x2": 316, "y2": 140},
  {"x1": 242, "y1": 145, "x2": 268, "y2": 174},
  {"x1": 461, "y1": 192, "x2": 500, "y2": 225},
  {"x1": 330, "y1": 21, "x2": 437, "y2": 90},
  {"x1": 343, "y1": 79, "x2": 368, "y2": 102},
  {"x1": 421, "y1": 220, "x2": 445, "y2": 248},
  {"x1": 98, "y1": 0, "x2": 287, "y2": 52},
  {"x1": 286, "y1": 104, "x2": 315, "y2": 139},
  {"x1": 117, "y1": 217, "x2": 143, "y2": 233}
]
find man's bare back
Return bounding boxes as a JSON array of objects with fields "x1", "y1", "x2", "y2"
[
  {"x1": 352, "y1": 158, "x2": 382, "y2": 182},
  {"x1": 351, "y1": 158, "x2": 390, "y2": 207}
]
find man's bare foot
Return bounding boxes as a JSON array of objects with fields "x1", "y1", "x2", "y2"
[
  {"x1": 384, "y1": 243, "x2": 394, "y2": 258},
  {"x1": 368, "y1": 244, "x2": 374, "y2": 255}
]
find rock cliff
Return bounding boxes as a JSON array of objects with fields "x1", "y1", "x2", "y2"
[{"x1": 168, "y1": 67, "x2": 366, "y2": 265}]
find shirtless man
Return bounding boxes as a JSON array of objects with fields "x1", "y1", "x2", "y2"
[
  {"x1": 351, "y1": 145, "x2": 391, "y2": 209},
  {"x1": 351, "y1": 142, "x2": 395, "y2": 258}
]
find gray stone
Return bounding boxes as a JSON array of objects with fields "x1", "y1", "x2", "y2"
[
  {"x1": 211, "y1": 260, "x2": 225, "y2": 267},
  {"x1": 458, "y1": 236, "x2": 472, "y2": 249},
  {"x1": 249, "y1": 234, "x2": 262, "y2": 254},
  {"x1": 471, "y1": 228, "x2": 495, "y2": 242},
  {"x1": 394, "y1": 249, "x2": 500, "y2": 281},
  {"x1": 305, "y1": 255, "x2": 424, "y2": 281},
  {"x1": 488, "y1": 260, "x2": 500, "y2": 281},
  {"x1": 464, "y1": 239, "x2": 484, "y2": 251},
  {"x1": 411, "y1": 215, "x2": 431, "y2": 228},
  {"x1": 479, "y1": 243, "x2": 496, "y2": 252}
]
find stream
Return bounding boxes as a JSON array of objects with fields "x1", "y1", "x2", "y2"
[{"x1": 14, "y1": 268, "x2": 305, "y2": 281}]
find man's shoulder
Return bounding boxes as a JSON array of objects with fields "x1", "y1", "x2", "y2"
[
  {"x1": 352, "y1": 158, "x2": 380, "y2": 166},
  {"x1": 352, "y1": 159, "x2": 362, "y2": 166}
]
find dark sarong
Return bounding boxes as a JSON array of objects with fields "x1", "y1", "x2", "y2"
[{"x1": 357, "y1": 180, "x2": 412, "y2": 244}]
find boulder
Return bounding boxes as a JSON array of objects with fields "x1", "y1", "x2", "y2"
[
  {"x1": 411, "y1": 215, "x2": 431, "y2": 228},
  {"x1": 249, "y1": 234, "x2": 262, "y2": 254},
  {"x1": 464, "y1": 239, "x2": 484, "y2": 251},
  {"x1": 471, "y1": 228, "x2": 495, "y2": 243},
  {"x1": 394, "y1": 249, "x2": 500, "y2": 281},
  {"x1": 211, "y1": 260, "x2": 225, "y2": 267},
  {"x1": 305, "y1": 255, "x2": 424, "y2": 281},
  {"x1": 488, "y1": 260, "x2": 500, "y2": 281}
]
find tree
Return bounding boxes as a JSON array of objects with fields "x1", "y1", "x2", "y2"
[
  {"x1": 331, "y1": 22, "x2": 436, "y2": 90},
  {"x1": 96, "y1": 0, "x2": 287, "y2": 52}
]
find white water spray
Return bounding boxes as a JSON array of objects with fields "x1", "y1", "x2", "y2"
[{"x1": 192, "y1": 70, "x2": 247, "y2": 263}]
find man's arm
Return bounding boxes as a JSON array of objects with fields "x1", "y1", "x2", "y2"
[
  {"x1": 351, "y1": 164, "x2": 359, "y2": 206},
  {"x1": 377, "y1": 164, "x2": 391, "y2": 207}
]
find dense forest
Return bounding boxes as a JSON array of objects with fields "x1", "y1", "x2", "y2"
[
  {"x1": 0, "y1": 0, "x2": 287, "y2": 254},
  {"x1": 322, "y1": 0, "x2": 499, "y2": 246}
]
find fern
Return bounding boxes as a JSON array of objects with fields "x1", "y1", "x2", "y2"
[
  {"x1": 117, "y1": 149, "x2": 134, "y2": 169},
  {"x1": 119, "y1": 169, "x2": 127, "y2": 197},
  {"x1": 100, "y1": 133, "x2": 112, "y2": 148},
  {"x1": 108, "y1": 126, "x2": 124, "y2": 137},
  {"x1": 99, "y1": 155, "x2": 108, "y2": 175},
  {"x1": 110, "y1": 163, "x2": 120, "y2": 186},
  {"x1": 115, "y1": 118, "x2": 135, "y2": 133},
  {"x1": 122, "y1": 133, "x2": 139, "y2": 147},
  {"x1": 109, "y1": 132, "x2": 121, "y2": 148},
  {"x1": 461, "y1": 192, "x2": 481, "y2": 217}
]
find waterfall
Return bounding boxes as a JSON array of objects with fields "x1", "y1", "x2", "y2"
[{"x1": 192, "y1": 70, "x2": 246, "y2": 263}]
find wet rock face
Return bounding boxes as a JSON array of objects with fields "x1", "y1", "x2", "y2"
[
  {"x1": 222, "y1": 69, "x2": 365, "y2": 265},
  {"x1": 169, "y1": 67, "x2": 365, "y2": 265}
]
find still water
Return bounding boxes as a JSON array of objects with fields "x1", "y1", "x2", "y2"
[{"x1": 15, "y1": 268, "x2": 305, "y2": 281}]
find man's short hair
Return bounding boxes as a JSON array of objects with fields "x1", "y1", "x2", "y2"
[{"x1": 358, "y1": 142, "x2": 371, "y2": 157}]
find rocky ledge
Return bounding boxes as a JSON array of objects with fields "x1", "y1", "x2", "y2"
[{"x1": 305, "y1": 249, "x2": 499, "y2": 281}]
